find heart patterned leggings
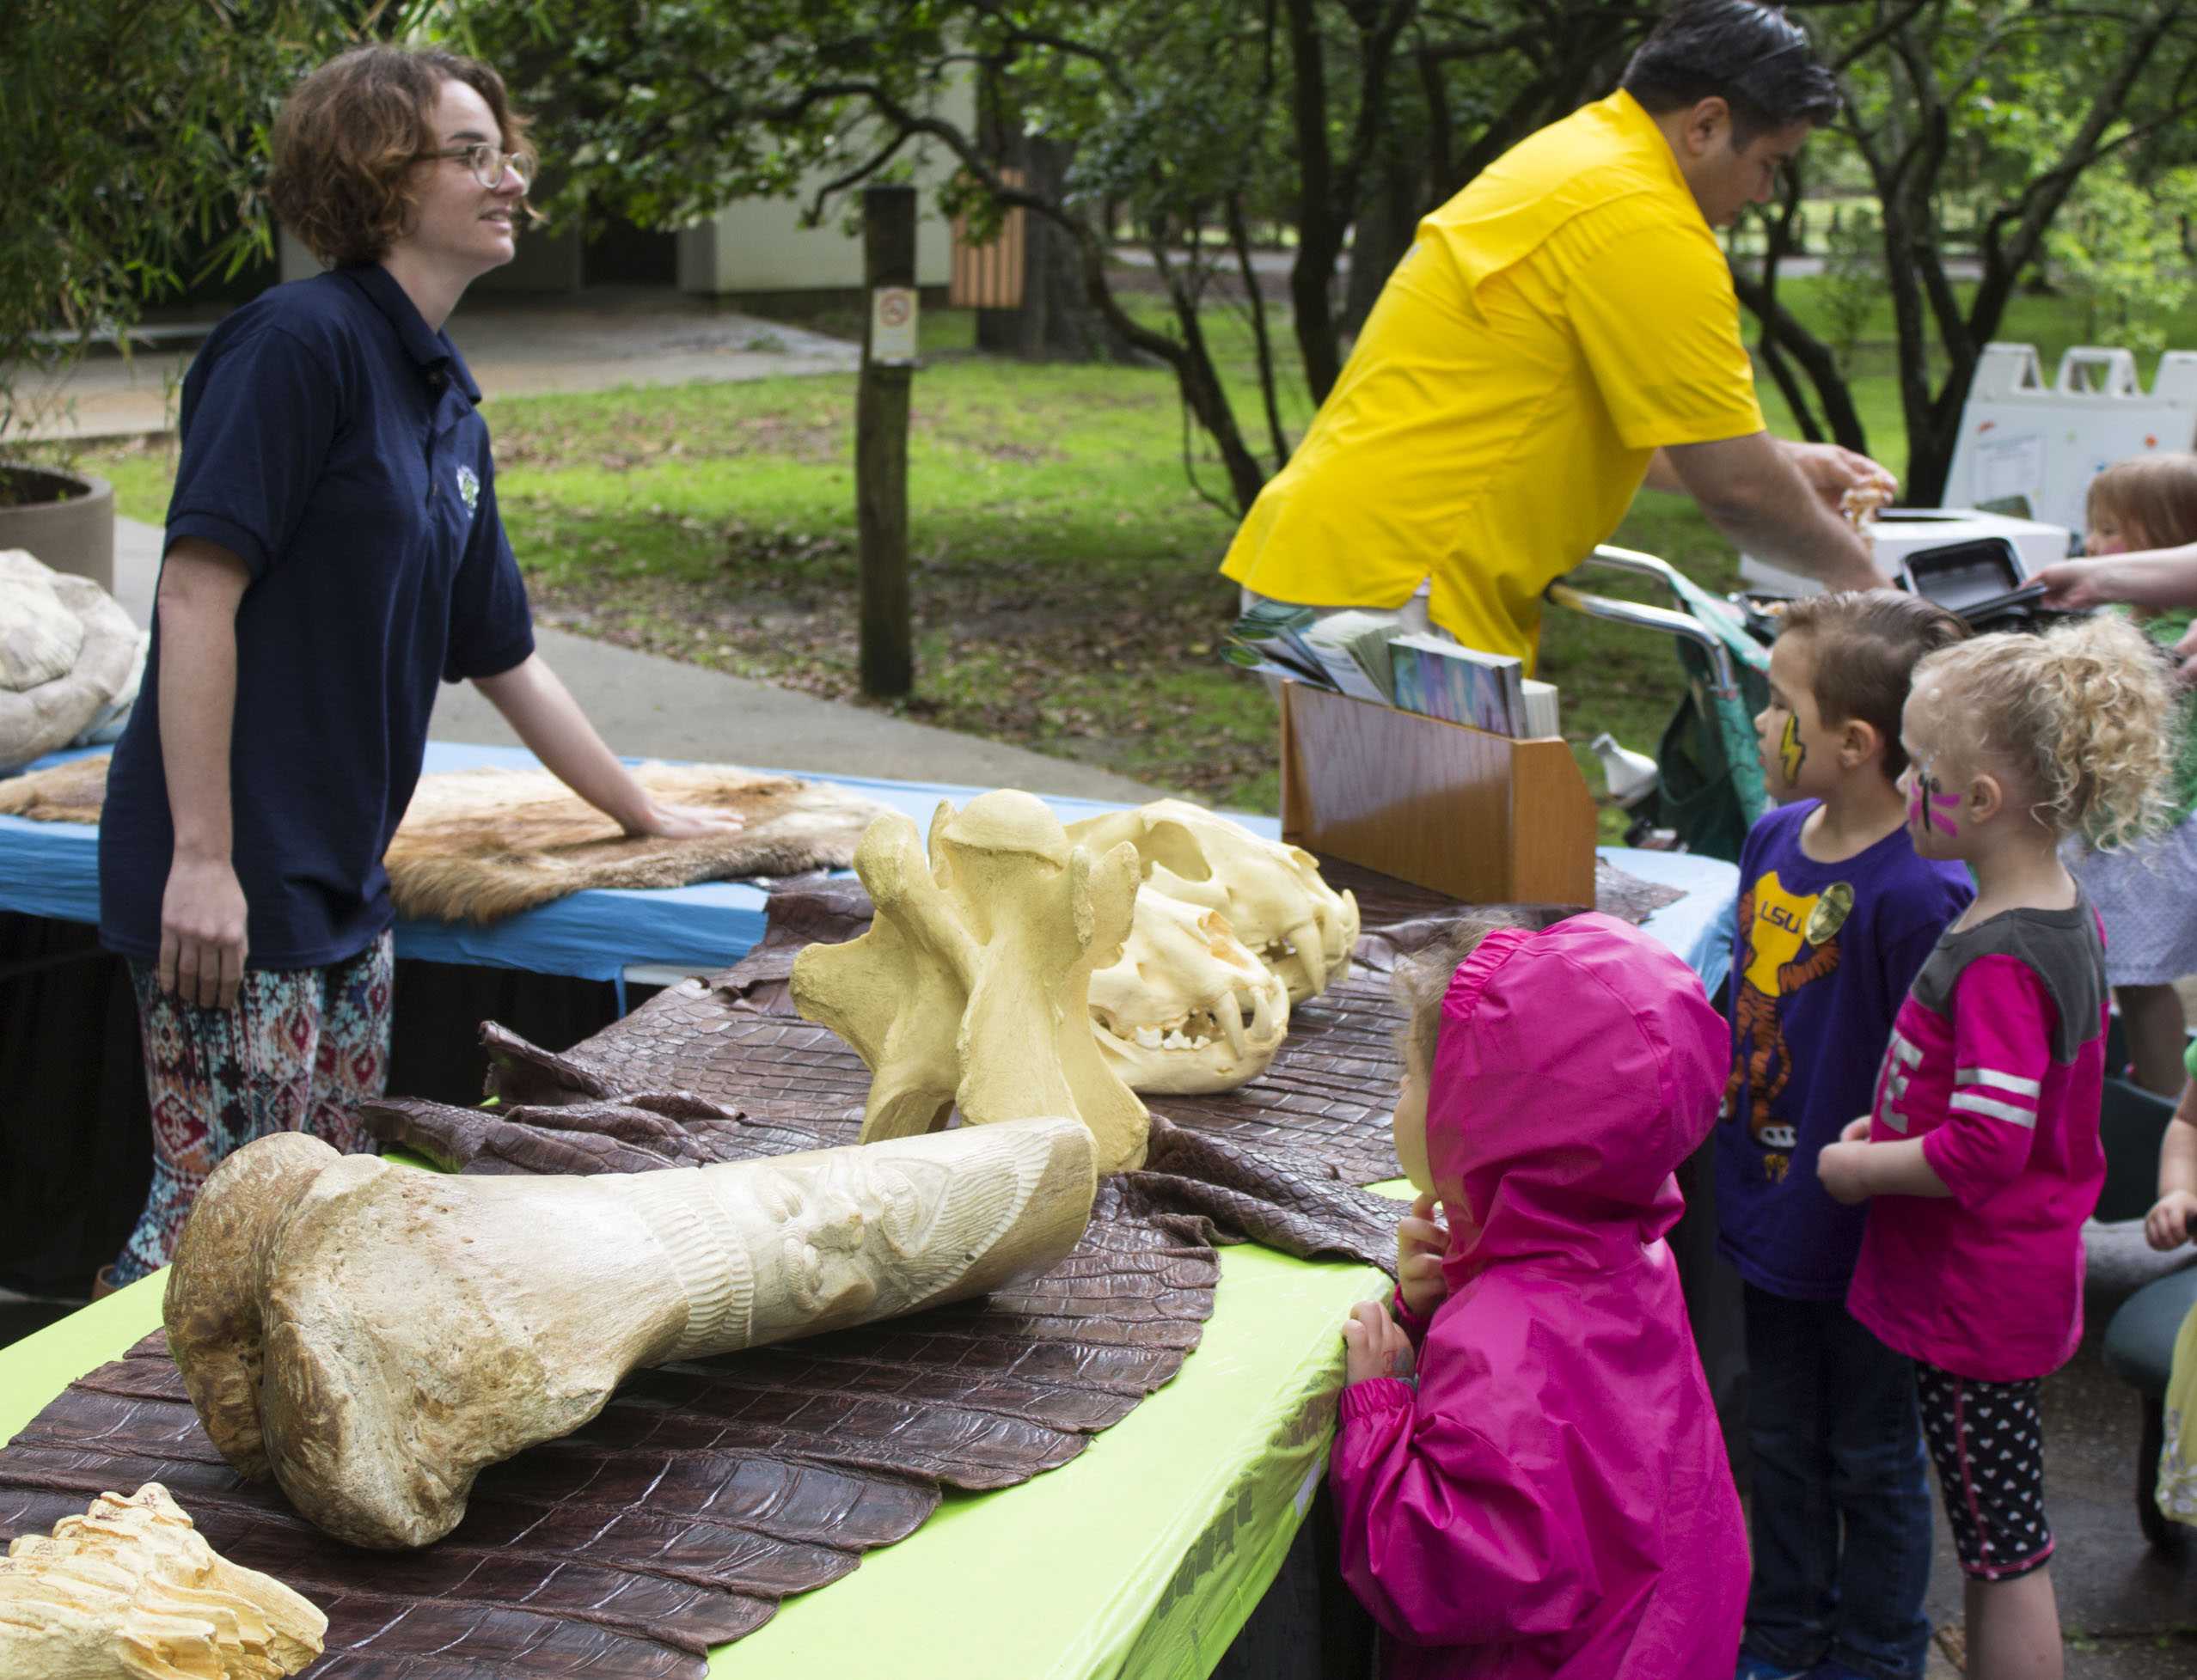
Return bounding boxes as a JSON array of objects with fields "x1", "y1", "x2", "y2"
[
  {"x1": 1916, "y1": 1362, "x2": 2053, "y2": 1581},
  {"x1": 109, "y1": 931, "x2": 392, "y2": 1286}
]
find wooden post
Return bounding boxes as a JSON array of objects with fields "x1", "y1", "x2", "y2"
[{"x1": 858, "y1": 185, "x2": 917, "y2": 699}]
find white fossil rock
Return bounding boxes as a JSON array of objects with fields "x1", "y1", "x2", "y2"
[
  {"x1": 0, "y1": 1482, "x2": 325, "y2": 1679},
  {"x1": 0, "y1": 552, "x2": 144, "y2": 773}
]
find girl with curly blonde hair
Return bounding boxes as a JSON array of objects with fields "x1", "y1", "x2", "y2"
[{"x1": 1816, "y1": 612, "x2": 2177, "y2": 1680}]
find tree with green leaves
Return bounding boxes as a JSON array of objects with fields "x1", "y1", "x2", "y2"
[
  {"x1": 445, "y1": 0, "x2": 1664, "y2": 515},
  {"x1": 0, "y1": 0, "x2": 362, "y2": 462},
  {"x1": 1749, "y1": 0, "x2": 2197, "y2": 500}
]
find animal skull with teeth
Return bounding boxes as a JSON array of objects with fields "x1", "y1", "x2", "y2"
[
  {"x1": 1066, "y1": 800, "x2": 1360, "y2": 1005},
  {"x1": 1089, "y1": 891, "x2": 1290, "y2": 1093}
]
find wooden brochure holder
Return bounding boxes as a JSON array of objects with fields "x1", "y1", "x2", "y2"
[{"x1": 1280, "y1": 683, "x2": 1597, "y2": 906}]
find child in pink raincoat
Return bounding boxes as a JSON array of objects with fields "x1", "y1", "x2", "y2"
[{"x1": 1331, "y1": 913, "x2": 1748, "y2": 1677}]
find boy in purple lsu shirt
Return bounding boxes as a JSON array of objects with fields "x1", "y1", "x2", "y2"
[{"x1": 1721, "y1": 592, "x2": 1970, "y2": 1680}]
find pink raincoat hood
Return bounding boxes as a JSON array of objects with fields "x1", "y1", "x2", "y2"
[{"x1": 1427, "y1": 913, "x2": 1728, "y2": 1291}]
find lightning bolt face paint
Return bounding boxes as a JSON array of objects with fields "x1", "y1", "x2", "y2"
[{"x1": 1778, "y1": 714, "x2": 1806, "y2": 786}]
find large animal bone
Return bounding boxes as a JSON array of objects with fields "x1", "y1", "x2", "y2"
[
  {"x1": 1090, "y1": 892, "x2": 1290, "y2": 1093},
  {"x1": 790, "y1": 791, "x2": 1152, "y2": 1171},
  {"x1": 164, "y1": 1117, "x2": 1096, "y2": 1550},
  {"x1": 0, "y1": 1482, "x2": 325, "y2": 1679},
  {"x1": 1066, "y1": 799, "x2": 1360, "y2": 1003}
]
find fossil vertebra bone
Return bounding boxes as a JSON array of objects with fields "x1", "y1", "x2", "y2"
[
  {"x1": 1066, "y1": 800, "x2": 1360, "y2": 1003},
  {"x1": 164, "y1": 1117, "x2": 1096, "y2": 1550},
  {"x1": 791, "y1": 792, "x2": 1152, "y2": 1170},
  {"x1": 0, "y1": 1482, "x2": 325, "y2": 1679},
  {"x1": 1090, "y1": 891, "x2": 1290, "y2": 1093}
]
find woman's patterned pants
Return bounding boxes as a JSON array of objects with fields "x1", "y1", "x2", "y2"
[{"x1": 110, "y1": 932, "x2": 393, "y2": 1285}]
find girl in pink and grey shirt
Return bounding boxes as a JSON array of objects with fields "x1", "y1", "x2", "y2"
[{"x1": 1817, "y1": 613, "x2": 2178, "y2": 1680}]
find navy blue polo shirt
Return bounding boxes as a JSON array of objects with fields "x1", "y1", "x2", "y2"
[{"x1": 98, "y1": 264, "x2": 535, "y2": 970}]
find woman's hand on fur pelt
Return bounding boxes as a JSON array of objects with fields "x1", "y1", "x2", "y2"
[
  {"x1": 1342, "y1": 1298, "x2": 1417, "y2": 1387},
  {"x1": 621, "y1": 800, "x2": 747, "y2": 840},
  {"x1": 1397, "y1": 1192, "x2": 1453, "y2": 1319}
]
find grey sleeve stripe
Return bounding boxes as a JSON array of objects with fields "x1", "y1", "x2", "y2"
[
  {"x1": 1955, "y1": 1066, "x2": 2044, "y2": 1097},
  {"x1": 1949, "y1": 1090, "x2": 2039, "y2": 1128}
]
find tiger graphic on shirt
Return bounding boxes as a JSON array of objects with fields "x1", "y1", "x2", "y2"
[{"x1": 1725, "y1": 870, "x2": 1854, "y2": 1176}]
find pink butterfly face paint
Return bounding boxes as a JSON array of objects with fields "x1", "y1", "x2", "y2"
[{"x1": 1909, "y1": 766, "x2": 1961, "y2": 837}]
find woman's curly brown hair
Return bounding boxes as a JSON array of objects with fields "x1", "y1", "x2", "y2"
[
  {"x1": 1912, "y1": 613, "x2": 2180, "y2": 851},
  {"x1": 270, "y1": 45, "x2": 535, "y2": 267}
]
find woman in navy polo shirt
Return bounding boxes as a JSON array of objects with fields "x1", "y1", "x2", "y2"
[{"x1": 95, "y1": 45, "x2": 739, "y2": 1287}]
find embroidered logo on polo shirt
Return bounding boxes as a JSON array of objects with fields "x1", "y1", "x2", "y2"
[{"x1": 456, "y1": 465, "x2": 480, "y2": 516}]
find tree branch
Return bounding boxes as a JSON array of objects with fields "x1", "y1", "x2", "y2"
[
  {"x1": 802, "y1": 131, "x2": 916, "y2": 224},
  {"x1": 1227, "y1": 189, "x2": 1291, "y2": 471}
]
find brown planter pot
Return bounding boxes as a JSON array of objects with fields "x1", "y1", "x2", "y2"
[{"x1": 0, "y1": 464, "x2": 116, "y2": 594}]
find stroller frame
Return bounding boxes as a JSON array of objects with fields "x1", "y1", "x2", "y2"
[{"x1": 1546, "y1": 545, "x2": 1773, "y2": 862}]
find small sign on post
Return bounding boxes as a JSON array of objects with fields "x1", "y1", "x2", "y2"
[
  {"x1": 857, "y1": 185, "x2": 917, "y2": 699},
  {"x1": 869, "y1": 286, "x2": 921, "y2": 367}
]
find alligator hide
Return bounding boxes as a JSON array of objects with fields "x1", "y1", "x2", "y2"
[{"x1": 0, "y1": 1173, "x2": 1218, "y2": 1680}]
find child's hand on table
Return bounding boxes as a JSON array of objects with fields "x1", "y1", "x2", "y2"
[
  {"x1": 1817, "y1": 1117, "x2": 1876, "y2": 1206},
  {"x1": 2145, "y1": 1189, "x2": 2197, "y2": 1251},
  {"x1": 1397, "y1": 1191, "x2": 1452, "y2": 1319},
  {"x1": 1342, "y1": 1298, "x2": 1417, "y2": 1386}
]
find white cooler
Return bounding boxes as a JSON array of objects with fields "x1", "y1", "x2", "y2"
[{"x1": 1741, "y1": 505, "x2": 2072, "y2": 597}]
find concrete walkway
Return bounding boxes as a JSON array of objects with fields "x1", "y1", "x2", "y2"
[
  {"x1": 16, "y1": 287, "x2": 861, "y2": 443},
  {"x1": 113, "y1": 516, "x2": 1166, "y2": 802}
]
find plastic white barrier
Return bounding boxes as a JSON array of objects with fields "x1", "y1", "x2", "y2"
[
  {"x1": 1739, "y1": 340, "x2": 2197, "y2": 593},
  {"x1": 1943, "y1": 342, "x2": 2197, "y2": 535}
]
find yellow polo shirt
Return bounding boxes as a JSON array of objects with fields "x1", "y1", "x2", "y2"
[{"x1": 1220, "y1": 89, "x2": 1766, "y2": 670}]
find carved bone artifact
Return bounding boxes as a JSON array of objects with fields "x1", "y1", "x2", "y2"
[
  {"x1": 163, "y1": 1116, "x2": 1096, "y2": 1550},
  {"x1": 790, "y1": 791, "x2": 1153, "y2": 1170},
  {"x1": 1065, "y1": 799, "x2": 1360, "y2": 1003},
  {"x1": 1088, "y1": 890, "x2": 1290, "y2": 1093},
  {"x1": 0, "y1": 1482, "x2": 325, "y2": 1679}
]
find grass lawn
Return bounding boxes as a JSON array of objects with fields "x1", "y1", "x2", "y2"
[{"x1": 42, "y1": 271, "x2": 2153, "y2": 838}]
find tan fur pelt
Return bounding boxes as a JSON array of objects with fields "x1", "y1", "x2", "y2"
[
  {"x1": 0, "y1": 752, "x2": 107, "y2": 824},
  {"x1": 0, "y1": 755, "x2": 895, "y2": 926}
]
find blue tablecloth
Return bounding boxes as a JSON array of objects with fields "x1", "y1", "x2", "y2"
[{"x1": 1, "y1": 741, "x2": 1737, "y2": 987}]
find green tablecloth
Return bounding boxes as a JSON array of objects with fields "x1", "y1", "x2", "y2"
[{"x1": 0, "y1": 1235, "x2": 1392, "y2": 1679}]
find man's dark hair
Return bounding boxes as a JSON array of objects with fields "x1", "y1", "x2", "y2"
[{"x1": 1621, "y1": 1, "x2": 1840, "y2": 145}]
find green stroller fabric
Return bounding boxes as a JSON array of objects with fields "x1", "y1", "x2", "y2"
[{"x1": 1646, "y1": 573, "x2": 1771, "y2": 864}]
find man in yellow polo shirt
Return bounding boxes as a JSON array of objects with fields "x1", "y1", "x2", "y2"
[{"x1": 1221, "y1": 0, "x2": 1891, "y2": 670}]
